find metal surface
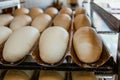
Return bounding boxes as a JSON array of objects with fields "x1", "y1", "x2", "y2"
[
  {"x1": 0, "y1": 0, "x2": 20, "y2": 9},
  {"x1": 0, "y1": 55, "x2": 115, "y2": 74},
  {"x1": 0, "y1": 1, "x2": 119, "y2": 79},
  {"x1": 90, "y1": 2, "x2": 120, "y2": 79},
  {"x1": 91, "y1": 2, "x2": 120, "y2": 32}
]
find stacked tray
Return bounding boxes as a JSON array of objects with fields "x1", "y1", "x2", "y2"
[
  {"x1": 0, "y1": 70, "x2": 115, "y2": 80},
  {"x1": 0, "y1": 8, "x2": 116, "y2": 74}
]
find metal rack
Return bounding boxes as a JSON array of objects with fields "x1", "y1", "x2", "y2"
[
  {"x1": 90, "y1": 2, "x2": 119, "y2": 32},
  {"x1": 0, "y1": 0, "x2": 20, "y2": 14},
  {"x1": 0, "y1": 0, "x2": 120, "y2": 80},
  {"x1": 89, "y1": 1, "x2": 120, "y2": 80},
  {"x1": 0, "y1": 52, "x2": 115, "y2": 73},
  {"x1": 0, "y1": 0, "x2": 20, "y2": 9}
]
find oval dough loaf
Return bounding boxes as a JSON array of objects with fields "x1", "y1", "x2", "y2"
[
  {"x1": 75, "y1": 7, "x2": 85, "y2": 16},
  {"x1": 73, "y1": 27, "x2": 102, "y2": 63},
  {"x1": 45, "y1": 7, "x2": 58, "y2": 18},
  {"x1": 3, "y1": 27, "x2": 40, "y2": 62},
  {"x1": 39, "y1": 26, "x2": 69, "y2": 64},
  {"x1": 13, "y1": 8, "x2": 29, "y2": 16},
  {"x1": 70, "y1": 0, "x2": 78, "y2": 4},
  {"x1": 0, "y1": 14, "x2": 14, "y2": 26},
  {"x1": 59, "y1": 8, "x2": 72, "y2": 16},
  {"x1": 3, "y1": 70, "x2": 34, "y2": 80},
  {"x1": 39, "y1": 70, "x2": 65, "y2": 80},
  {"x1": 72, "y1": 71, "x2": 98, "y2": 80},
  {"x1": 29, "y1": 8, "x2": 43, "y2": 19},
  {"x1": 53, "y1": 14, "x2": 71, "y2": 30},
  {"x1": 10, "y1": 15, "x2": 32, "y2": 31},
  {"x1": 31, "y1": 13, "x2": 52, "y2": 32},
  {"x1": 74, "y1": 14, "x2": 91, "y2": 30},
  {"x1": 0, "y1": 26, "x2": 12, "y2": 44}
]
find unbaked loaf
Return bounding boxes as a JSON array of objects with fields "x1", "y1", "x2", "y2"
[
  {"x1": 13, "y1": 8, "x2": 29, "y2": 16},
  {"x1": 45, "y1": 7, "x2": 58, "y2": 18},
  {"x1": 3, "y1": 70, "x2": 34, "y2": 80},
  {"x1": 10, "y1": 15, "x2": 32, "y2": 31},
  {"x1": 0, "y1": 26, "x2": 12, "y2": 45},
  {"x1": 59, "y1": 8, "x2": 72, "y2": 16},
  {"x1": 75, "y1": 7, "x2": 85, "y2": 16},
  {"x1": 73, "y1": 27, "x2": 102, "y2": 63},
  {"x1": 74, "y1": 14, "x2": 91, "y2": 30},
  {"x1": 3, "y1": 27, "x2": 40, "y2": 62},
  {"x1": 39, "y1": 27, "x2": 69, "y2": 64},
  {"x1": 39, "y1": 70, "x2": 65, "y2": 80},
  {"x1": 70, "y1": 0, "x2": 78, "y2": 4},
  {"x1": 0, "y1": 14, "x2": 14, "y2": 26},
  {"x1": 53, "y1": 14, "x2": 71, "y2": 30},
  {"x1": 72, "y1": 71, "x2": 98, "y2": 80},
  {"x1": 29, "y1": 8, "x2": 43, "y2": 19},
  {"x1": 31, "y1": 13, "x2": 52, "y2": 32}
]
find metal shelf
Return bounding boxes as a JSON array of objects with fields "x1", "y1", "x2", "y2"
[
  {"x1": 0, "y1": 0, "x2": 20, "y2": 9},
  {"x1": 91, "y1": 2, "x2": 120, "y2": 32},
  {"x1": 0, "y1": 1, "x2": 119, "y2": 79},
  {"x1": 89, "y1": 2, "x2": 120, "y2": 79},
  {"x1": 0, "y1": 56, "x2": 116, "y2": 75}
]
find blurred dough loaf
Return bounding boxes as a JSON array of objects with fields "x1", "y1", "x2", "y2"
[
  {"x1": 13, "y1": 8, "x2": 29, "y2": 16},
  {"x1": 29, "y1": 8, "x2": 43, "y2": 19},
  {"x1": 4, "y1": 70, "x2": 34, "y2": 80},
  {"x1": 39, "y1": 70, "x2": 65, "y2": 80},
  {"x1": 53, "y1": 14, "x2": 71, "y2": 30},
  {"x1": 10, "y1": 15, "x2": 32, "y2": 30},
  {"x1": 45, "y1": 7, "x2": 58, "y2": 18},
  {"x1": 72, "y1": 71, "x2": 98, "y2": 80},
  {"x1": 74, "y1": 14, "x2": 91, "y2": 30},
  {"x1": 75, "y1": 7, "x2": 85, "y2": 16},
  {"x1": 0, "y1": 26, "x2": 12, "y2": 44},
  {"x1": 0, "y1": 14, "x2": 14, "y2": 26},
  {"x1": 31, "y1": 13, "x2": 51, "y2": 32},
  {"x1": 3, "y1": 27, "x2": 40, "y2": 62},
  {"x1": 39, "y1": 27, "x2": 69, "y2": 64},
  {"x1": 73, "y1": 27, "x2": 102, "y2": 63},
  {"x1": 60, "y1": 8, "x2": 72, "y2": 16}
]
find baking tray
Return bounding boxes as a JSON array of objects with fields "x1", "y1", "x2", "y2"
[
  {"x1": 0, "y1": 12, "x2": 55, "y2": 66},
  {"x1": 32, "y1": 12, "x2": 73, "y2": 67},
  {"x1": 37, "y1": 70, "x2": 67, "y2": 80},
  {"x1": 0, "y1": 70, "x2": 37, "y2": 80},
  {"x1": 0, "y1": 39, "x2": 38, "y2": 66},
  {"x1": 1, "y1": 70, "x2": 68, "y2": 80},
  {"x1": 91, "y1": 2, "x2": 119, "y2": 32},
  {"x1": 0, "y1": 8, "x2": 116, "y2": 75},
  {"x1": 69, "y1": 11, "x2": 112, "y2": 67},
  {"x1": 0, "y1": 69, "x2": 115, "y2": 80}
]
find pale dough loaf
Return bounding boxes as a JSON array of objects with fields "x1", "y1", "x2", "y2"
[
  {"x1": 0, "y1": 14, "x2": 14, "y2": 26},
  {"x1": 3, "y1": 70, "x2": 34, "y2": 80},
  {"x1": 31, "y1": 13, "x2": 52, "y2": 32},
  {"x1": 45, "y1": 7, "x2": 58, "y2": 18},
  {"x1": 3, "y1": 27, "x2": 40, "y2": 62},
  {"x1": 13, "y1": 8, "x2": 29, "y2": 16},
  {"x1": 74, "y1": 14, "x2": 91, "y2": 30},
  {"x1": 75, "y1": 7, "x2": 85, "y2": 16},
  {"x1": 29, "y1": 8, "x2": 43, "y2": 19},
  {"x1": 10, "y1": 15, "x2": 32, "y2": 31},
  {"x1": 39, "y1": 26, "x2": 69, "y2": 64},
  {"x1": 59, "y1": 8, "x2": 72, "y2": 16},
  {"x1": 39, "y1": 70, "x2": 65, "y2": 80},
  {"x1": 0, "y1": 26, "x2": 12, "y2": 45},
  {"x1": 72, "y1": 71, "x2": 98, "y2": 80},
  {"x1": 53, "y1": 14, "x2": 71, "y2": 30},
  {"x1": 73, "y1": 27, "x2": 102, "y2": 63}
]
